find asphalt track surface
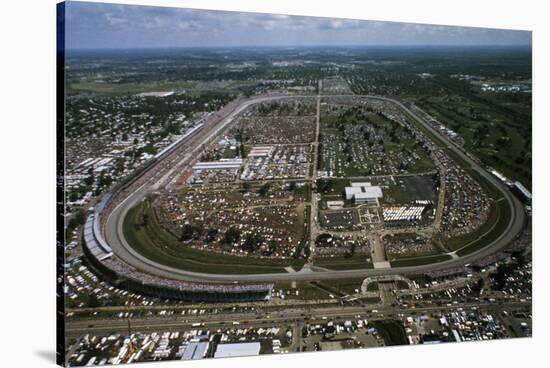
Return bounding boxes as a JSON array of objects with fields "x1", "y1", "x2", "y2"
[{"x1": 103, "y1": 94, "x2": 526, "y2": 283}]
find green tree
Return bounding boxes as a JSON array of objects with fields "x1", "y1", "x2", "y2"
[
  {"x1": 180, "y1": 224, "x2": 196, "y2": 241},
  {"x1": 98, "y1": 173, "x2": 113, "y2": 188},
  {"x1": 224, "y1": 227, "x2": 241, "y2": 244},
  {"x1": 288, "y1": 181, "x2": 296, "y2": 192},
  {"x1": 83, "y1": 173, "x2": 94, "y2": 186},
  {"x1": 67, "y1": 208, "x2": 87, "y2": 232},
  {"x1": 242, "y1": 233, "x2": 263, "y2": 253},
  {"x1": 258, "y1": 183, "x2": 270, "y2": 197},
  {"x1": 205, "y1": 227, "x2": 218, "y2": 243}
]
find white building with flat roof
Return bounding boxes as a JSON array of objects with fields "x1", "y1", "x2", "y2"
[
  {"x1": 248, "y1": 146, "x2": 274, "y2": 158},
  {"x1": 345, "y1": 187, "x2": 362, "y2": 200},
  {"x1": 214, "y1": 342, "x2": 261, "y2": 358},
  {"x1": 181, "y1": 341, "x2": 209, "y2": 360},
  {"x1": 326, "y1": 200, "x2": 345, "y2": 210},
  {"x1": 345, "y1": 184, "x2": 383, "y2": 205},
  {"x1": 192, "y1": 158, "x2": 243, "y2": 172}
]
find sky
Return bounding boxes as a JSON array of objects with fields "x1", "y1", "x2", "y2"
[{"x1": 64, "y1": 1, "x2": 532, "y2": 50}]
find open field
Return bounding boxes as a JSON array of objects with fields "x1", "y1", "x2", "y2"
[
  {"x1": 68, "y1": 81, "x2": 195, "y2": 96},
  {"x1": 313, "y1": 255, "x2": 373, "y2": 270},
  {"x1": 390, "y1": 254, "x2": 453, "y2": 268},
  {"x1": 316, "y1": 178, "x2": 351, "y2": 196},
  {"x1": 380, "y1": 174, "x2": 438, "y2": 206},
  {"x1": 272, "y1": 281, "x2": 334, "y2": 300},
  {"x1": 319, "y1": 277, "x2": 366, "y2": 295}
]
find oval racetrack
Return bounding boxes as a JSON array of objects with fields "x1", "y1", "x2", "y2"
[{"x1": 103, "y1": 95, "x2": 526, "y2": 283}]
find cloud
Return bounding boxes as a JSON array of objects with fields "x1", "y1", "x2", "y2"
[{"x1": 64, "y1": 1, "x2": 531, "y2": 49}]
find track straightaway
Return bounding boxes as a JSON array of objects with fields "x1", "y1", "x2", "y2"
[{"x1": 103, "y1": 94, "x2": 526, "y2": 283}]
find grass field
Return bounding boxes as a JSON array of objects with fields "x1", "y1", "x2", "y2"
[
  {"x1": 272, "y1": 278, "x2": 366, "y2": 299},
  {"x1": 319, "y1": 277, "x2": 366, "y2": 295},
  {"x1": 123, "y1": 200, "x2": 305, "y2": 274},
  {"x1": 313, "y1": 255, "x2": 373, "y2": 270},
  {"x1": 316, "y1": 178, "x2": 350, "y2": 195},
  {"x1": 389, "y1": 254, "x2": 453, "y2": 268},
  {"x1": 381, "y1": 185, "x2": 411, "y2": 205},
  {"x1": 272, "y1": 281, "x2": 333, "y2": 300},
  {"x1": 68, "y1": 81, "x2": 195, "y2": 95},
  {"x1": 409, "y1": 154, "x2": 435, "y2": 172},
  {"x1": 381, "y1": 175, "x2": 438, "y2": 206}
]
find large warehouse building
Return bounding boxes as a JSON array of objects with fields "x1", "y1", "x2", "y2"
[
  {"x1": 214, "y1": 342, "x2": 261, "y2": 358},
  {"x1": 192, "y1": 158, "x2": 243, "y2": 172},
  {"x1": 345, "y1": 182, "x2": 383, "y2": 205}
]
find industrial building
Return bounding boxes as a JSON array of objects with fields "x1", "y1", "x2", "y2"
[
  {"x1": 345, "y1": 182, "x2": 383, "y2": 205},
  {"x1": 326, "y1": 200, "x2": 344, "y2": 210},
  {"x1": 214, "y1": 342, "x2": 261, "y2": 358},
  {"x1": 192, "y1": 158, "x2": 243, "y2": 172},
  {"x1": 247, "y1": 146, "x2": 274, "y2": 158},
  {"x1": 181, "y1": 341, "x2": 209, "y2": 360}
]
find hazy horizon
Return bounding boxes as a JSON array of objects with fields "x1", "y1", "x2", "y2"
[
  {"x1": 63, "y1": 1, "x2": 532, "y2": 50},
  {"x1": 65, "y1": 44, "x2": 533, "y2": 52}
]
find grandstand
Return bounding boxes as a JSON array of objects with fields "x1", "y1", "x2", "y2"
[{"x1": 83, "y1": 207, "x2": 273, "y2": 302}]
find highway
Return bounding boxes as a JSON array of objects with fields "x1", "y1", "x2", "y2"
[
  {"x1": 101, "y1": 94, "x2": 526, "y2": 283},
  {"x1": 65, "y1": 299, "x2": 531, "y2": 338}
]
